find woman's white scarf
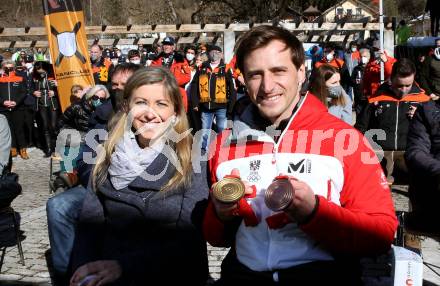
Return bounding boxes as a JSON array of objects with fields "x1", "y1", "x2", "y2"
[{"x1": 108, "y1": 131, "x2": 164, "y2": 190}]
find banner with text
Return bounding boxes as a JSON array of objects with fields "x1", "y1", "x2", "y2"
[{"x1": 43, "y1": 0, "x2": 94, "y2": 112}]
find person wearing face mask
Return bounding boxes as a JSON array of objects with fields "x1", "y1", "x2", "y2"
[
  {"x1": 355, "y1": 58, "x2": 430, "y2": 185},
  {"x1": 362, "y1": 40, "x2": 396, "y2": 99},
  {"x1": 419, "y1": 38, "x2": 440, "y2": 101},
  {"x1": 57, "y1": 85, "x2": 110, "y2": 176},
  {"x1": 108, "y1": 51, "x2": 119, "y2": 68},
  {"x1": 184, "y1": 46, "x2": 202, "y2": 132},
  {"x1": 151, "y1": 36, "x2": 191, "y2": 111},
  {"x1": 127, "y1": 49, "x2": 142, "y2": 66},
  {"x1": 350, "y1": 48, "x2": 371, "y2": 116},
  {"x1": 190, "y1": 45, "x2": 236, "y2": 152},
  {"x1": 0, "y1": 60, "x2": 28, "y2": 159},
  {"x1": 90, "y1": 44, "x2": 114, "y2": 86},
  {"x1": 344, "y1": 41, "x2": 361, "y2": 76},
  {"x1": 32, "y1": 61, "x2": 60, "y2": 157},
  {"x1": 20, "y1": 55, "x2": 38, "y2": 150},
  {"x1": 315, "y1": 43, "x2": 351, "y2": 93},
  {"x1": 309, "y1": 64, "x2": 352, "y2": 124}
]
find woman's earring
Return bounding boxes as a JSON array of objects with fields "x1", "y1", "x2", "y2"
[{"x1": 171, "y1": 116, "x2": 178, "y2": 125}]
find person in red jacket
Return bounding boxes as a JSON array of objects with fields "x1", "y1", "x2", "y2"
[
  {"x1": 151, "y1": 36, "x2": 191, "y2": 111},
  {"x1": 363, "y1": 40, "x2": 397, "y2": 98},
  {"x1": 314, "y1": 43, "x2": 351, "y2": 92},
  {"x1": 203, "y1": 25, "x2": 397, "y2": 285}
]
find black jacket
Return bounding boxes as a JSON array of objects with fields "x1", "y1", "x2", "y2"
[
  {"x1": 419, "y1": 54, "x2": 440, "y2": 96},
  {"x1": 405, "y1": 100, "x2": 440, "y2": 175},
  {"x1": 32, "y1": 75, "x2": 59, "y2": 111},
  {"x1": 72, "y1": 154, "x2": 209, "y2": 285},
  {"x1": 355, "y1": 82, "x2": 430, "y2": 151},
  {"x1": 88, "y1": 99, "x2": 113, "y2": 130},
  {"x1": 190, "y1": 60, "x2": 236, "y2": 113},
  {"x1": 350, "y1": 64, "x2": 367, "y2": 102},
  {"x1": 0, "y1": 72, "x2": 27, "y2": 112},
  {"x1": 405, "y1": 100, "x2": 440, "y2": 214},
  {"x1": 58, "y1": 99, "x2": 93, "y2": 132}
]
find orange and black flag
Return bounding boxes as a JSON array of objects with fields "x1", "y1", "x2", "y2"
[{"x1": 43, "y1": 0, "x2": 94, "y2": 112}]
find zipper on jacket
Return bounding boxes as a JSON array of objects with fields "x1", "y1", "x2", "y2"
[
  {"x1": 394, "y1": 102, "x2": 399, "y2": 150},
  {"x1": 7, "y1": 82, "x2": 11, "y2": 111},
  {"x1": 272, "y1": 145, "x2": 277, "y2": 165},
  {"x1": 208, "y1": 71, "x2": 211, "y2": 110}
]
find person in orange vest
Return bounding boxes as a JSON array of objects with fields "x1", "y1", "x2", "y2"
[
  {"x1": 90, "y1": 44, "x2": 114, "y2": 86},
  {"x1": 315, "y1": 43, "x2": 351, "y2": 92},
  {"x1": 355, "y1": 58, "x2": 430, "y2": 185},
  {"x1": 190, "y1": 45, "x2": 236, "y2": 152},
  {"x1": 362, "y1": 40, "x2": 396, "y2": 99},
  {"x1": 150, "y1": 36, "x2": 191, "y2": 111}
]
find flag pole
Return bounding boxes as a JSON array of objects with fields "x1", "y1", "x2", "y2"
[{"x1": 379, "y1": 0, "x2": 385, "y2": 82}]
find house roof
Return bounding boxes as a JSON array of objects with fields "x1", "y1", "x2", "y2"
[
  {"x1": 303, "y1": 5, "x2": 321, "y2": 15},
  {"x1": 321, "y1": 0, "x2": 379, "y2": 18},
  {"x1": 285, "y1": 6, "x2": 302, "y2": 16}
]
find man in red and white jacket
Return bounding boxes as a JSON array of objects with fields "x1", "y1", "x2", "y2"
[{"x1": 203, "y1": 25, "x2": 398, "y2": 284}]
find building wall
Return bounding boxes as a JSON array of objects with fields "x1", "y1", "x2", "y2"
[{"x1": 324, "y1": 1, "x2": 374, "y2": 22}]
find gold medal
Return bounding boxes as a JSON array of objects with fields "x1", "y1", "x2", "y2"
[{"x1": 212, "y1": 176, "x2": 245, "y2": 203}]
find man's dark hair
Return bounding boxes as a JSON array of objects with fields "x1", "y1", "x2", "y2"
[
  {"x1": 112, "y1": 63, "x2": 143, "y2": 78},
  {"x1": 127, "y1": 49, "x2": 140, "y2": 59},
  {"x1": 32, "y1": 61, "x2": 54, "y2": 79},
  {"x1": 324, "y1": 42, "x2": 336, "y2": 51},
  {"x1": 435, "y1": 38, "x2": 440, "y2": 45},
  {"x1": 391, "y1": 58, "x2": 416, "y2": 79},
  {"x1": 236, "y1": 25, "x2": 304, "y2": 73},
  {"x1": 184, "y1": 45, "x2": 196, "y2": 53}
]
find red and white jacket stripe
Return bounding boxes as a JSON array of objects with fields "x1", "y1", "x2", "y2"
[{"x1": 203, "y1": 92, "x2": 398, "y2": 272}]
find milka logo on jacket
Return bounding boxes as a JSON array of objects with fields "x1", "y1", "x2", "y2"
[
  {"x1": 247, "y1": 160, "x2": 261, "y2": 182},
  {"x1": 288, "y1": 159, "x2": 312, "y2": 174}
]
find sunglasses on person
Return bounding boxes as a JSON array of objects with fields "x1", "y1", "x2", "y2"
[{"x1": 91, "y1": 95, "x2": 104, "y2": 101}]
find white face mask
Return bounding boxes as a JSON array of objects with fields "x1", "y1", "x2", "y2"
[
  {"x1": 351, "y1": 47, "x2": 357, "y2": 52},
  {"x1": 111, "y1": 59, "x2": 119, "y2": 66},
  {"x1": 326, "y1": 53, "x2": 334, "y2": 62},
  {"x1": 361, "y1": 56, "x2": 369, "y2": 65},
  {"x1": 435, "y1": 47, "x2": 440, "y2": 60},
  {"x1": 130, "y1": 59, "x2": 141, "y2": 65},
  {"x1": 186, "y1": 53, "x2": 195, "y2": 62}
]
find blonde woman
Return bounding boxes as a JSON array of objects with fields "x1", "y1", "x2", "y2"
[{"x1": 70, "y1": 67, "x2": 209, "y2": 286}]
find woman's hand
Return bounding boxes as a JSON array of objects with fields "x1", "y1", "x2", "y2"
[
  {"x1": 33, "y1": 90, "x2": 42, "y2": 97},
  {"x1": 70, "y1": 260, "x2": 122, "y2": 286},
  {"x1": 48, "y1": 90, "x2": 55, "y2": 97}
]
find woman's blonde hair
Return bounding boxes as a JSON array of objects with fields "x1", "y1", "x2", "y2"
[
  {"x1": 92, "y1": 67, "x2": 193, "y2": 192},
  {"x1": 309, "y1": 64, "x2": 346, "y2": 108}
]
